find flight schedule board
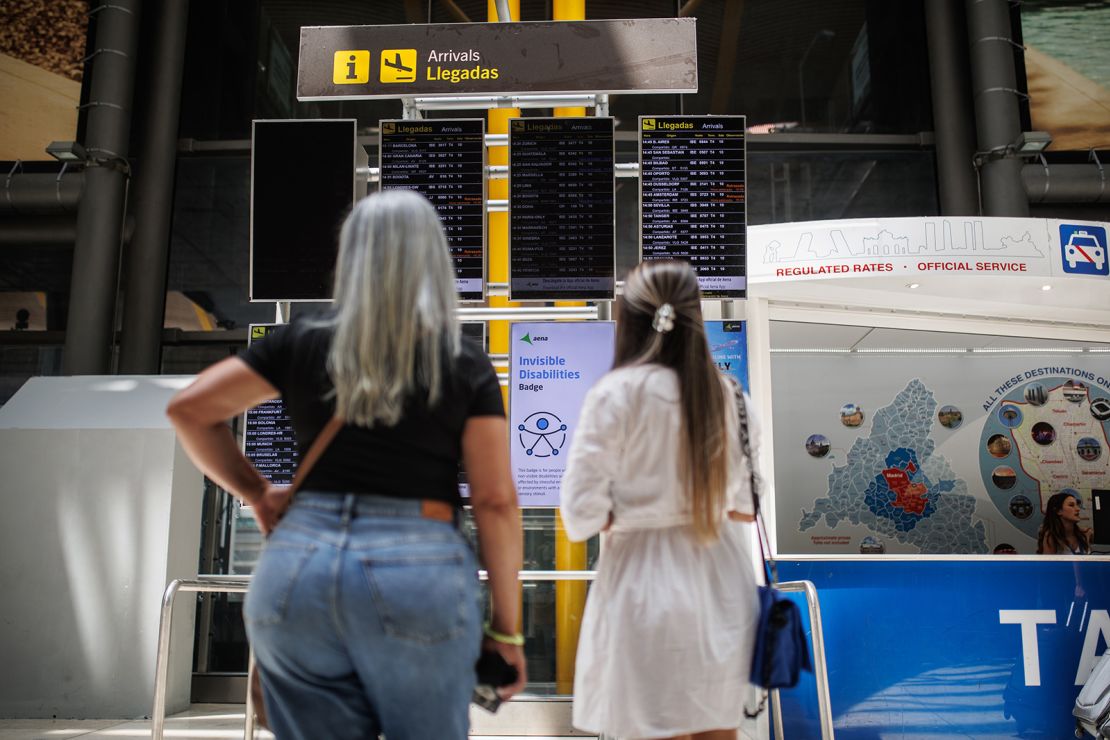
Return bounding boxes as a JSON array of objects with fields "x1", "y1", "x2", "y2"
[
  {"x1": 509, "y1": 117, "x2": 615, "y2": 301},
  {"x1": 640, "y1": 115, "x2": 747, "y2": 298},
  {"x1": 243, "y1": 325, "x2": 297, "y2": 485},
  {"x1": 380, "y1": 119, "x2": 487, "y2": 301}
]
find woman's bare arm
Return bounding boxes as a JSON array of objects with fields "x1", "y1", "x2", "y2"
[
  {"x1": 166, "y1": 357, "x2": 285, "y2": 529},
  {"x1": 463, "y1": 415, "x2": 527, "y2": 698}
]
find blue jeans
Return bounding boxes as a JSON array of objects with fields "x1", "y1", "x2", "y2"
[{"x1": 244, "y1": 492, "x2": 481, "y2": 740}]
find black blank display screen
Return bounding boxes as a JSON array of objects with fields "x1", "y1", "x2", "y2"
[{"x1": 251, "y1": 120, "x2": 354, "y2": 301}]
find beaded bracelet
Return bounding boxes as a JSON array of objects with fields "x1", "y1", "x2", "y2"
[{"x1": 483, "y1": 623, "x2": 525, "y2": 646}]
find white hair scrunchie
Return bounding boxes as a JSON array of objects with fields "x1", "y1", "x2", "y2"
[{"x1": 652, "y1": 303, "x2": 676, "y2": 333}]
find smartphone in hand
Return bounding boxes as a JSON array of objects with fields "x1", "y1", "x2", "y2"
[{"x1": 472, "y1": 650, "x2": 519, "y2": 713}]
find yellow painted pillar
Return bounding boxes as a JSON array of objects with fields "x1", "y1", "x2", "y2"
[{"x1": 552, "y1": 0, "x2": 589, "y2": 697}]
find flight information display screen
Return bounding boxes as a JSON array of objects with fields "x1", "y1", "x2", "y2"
[
  {"x1": 243, "y1": 325, "x2": 297, "y2": 484},
  {"x1": 509, "y1": 117, "x2": 615, "y2": 301},
  {"x1": 639, "y1": 115, "x2": 747, "y2": 298},
  {"x1": 251, "y1": 119, "x2": 356, "y2": 301},
  {"x1": 380, "y1": 119, "x2": 487, "y2": 302}
]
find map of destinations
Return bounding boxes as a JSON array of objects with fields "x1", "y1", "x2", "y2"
[{"x1": 800, "y1": 379, "x2": 989, "y2": 553}]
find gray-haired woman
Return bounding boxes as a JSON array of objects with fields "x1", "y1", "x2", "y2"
[{"x1": 167, "y1": 190, "x2": 526, "y2": 739}]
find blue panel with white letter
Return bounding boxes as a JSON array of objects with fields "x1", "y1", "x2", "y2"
[{"x1": 775, "y1": 559, "x2": 1109, "y2": 738}]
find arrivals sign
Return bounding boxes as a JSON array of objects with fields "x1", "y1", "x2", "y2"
[
  {"x1": 297, "y1": 18, "x2": 698, "y2": 100},
  {"x1": 509, "y1": 322, "x2": 615, "y2": 506}
]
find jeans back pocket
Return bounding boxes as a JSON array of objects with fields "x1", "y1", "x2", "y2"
[{"x1": 361, "y1": 548, "x2": 474, "y2": 644}]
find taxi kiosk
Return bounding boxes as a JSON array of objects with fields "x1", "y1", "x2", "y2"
[{"x1": 744, "y1": 217, "x2": 1110, "y2": 738}]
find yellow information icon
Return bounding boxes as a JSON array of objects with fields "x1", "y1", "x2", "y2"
[
  {"x1": 333, "y1": 50, "x2": 370, "y2": 84},
  {"x1": 642, "y1": 118, "x2": 656, "y2": 131},
  {"x1": 379, "y1": 49, "x2": 417, "y2": 83}
]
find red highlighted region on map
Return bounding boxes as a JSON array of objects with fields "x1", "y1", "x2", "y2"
[{"x1": 882, "y1": 462, "x2": 930, "y2": 515}]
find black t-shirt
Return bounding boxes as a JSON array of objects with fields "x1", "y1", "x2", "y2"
[{"x1": 241, "y1": 315, "x2": 503, "y2": 505}]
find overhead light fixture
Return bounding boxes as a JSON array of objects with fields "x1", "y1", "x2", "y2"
[
  {"x1": 907, "y1": 283, "x2": 920, "y2": 289},
  {"x1": 1041, "y1": 284, "x2": 1052, "y2": 291},
  {"x1": 1013, "y1": 131, "x2": 1052, "y2": 155},
  {"x1": 45, "y1": 141, "x2": 87, "y2": 162}
]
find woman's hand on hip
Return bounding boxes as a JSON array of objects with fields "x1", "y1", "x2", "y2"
[{"x1": 251, "y1": 484, "x2": 293, "y2": 536}]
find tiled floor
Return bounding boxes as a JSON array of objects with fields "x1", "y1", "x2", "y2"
[
  {"x1": 0, "y1": 705, "x2": 272, "y2": 740},
  {"x1": 0, "y1": 705, "x2": 762, "y2": 739},
  {"x1": 0, "y1": 704, "x2": 594, "y2": 740}
]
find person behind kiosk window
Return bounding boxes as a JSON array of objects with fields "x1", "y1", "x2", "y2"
[
  {"x1": 560, "y1": 260, "x2": 760, "y2": 740},
  {"x1": 166, "y1": 190, "x2": 526, "y2": 739},
  {"x1": 1037, "y1": 491, "x2": 1091, "y2": 555}
]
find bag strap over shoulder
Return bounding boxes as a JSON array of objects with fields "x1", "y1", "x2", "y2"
[
  {"x1": 730, "y1": 382, "x2": 776, "y2": 586},
  {"x1": 288, "y1": 415, "x2": 344, "y2": 495}
]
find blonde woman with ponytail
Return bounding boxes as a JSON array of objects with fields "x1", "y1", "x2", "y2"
[
  {"x1": 560, "y1": 260, "x2": 761, "y2": 740},
  {"x1": 168, "y1": 191, "x2": 525, "y2": 739}
]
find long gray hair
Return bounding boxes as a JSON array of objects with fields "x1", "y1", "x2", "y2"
[{"x1": 327, "y1": 190, "x2": 460, "y2": 426}]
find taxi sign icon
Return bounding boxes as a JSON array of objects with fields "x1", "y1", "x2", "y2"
[
  {"x1": 1060, "y1": 224, "x2": 1108, "y2": 276},
  {"x1": 380, "y1": 49, "x2": 417, "y2": 83},
  {"x1": 333, "y1": 50, "x2": 370, "y2": 84}
]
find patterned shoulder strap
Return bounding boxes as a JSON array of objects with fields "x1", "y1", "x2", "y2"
[{"x1": 730, "y1": 381, "x2": 775, "y2": 585}]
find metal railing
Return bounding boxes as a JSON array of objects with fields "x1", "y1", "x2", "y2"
[
  {"x1": 152, "y1": 572, "x2": 833, "y2": 739},
  {"x1": 152, "y1": 576, "x2": 253, "y2": 740},
  {"x1": 772, "y1": 580, "x2": 835, "y2": 740}
]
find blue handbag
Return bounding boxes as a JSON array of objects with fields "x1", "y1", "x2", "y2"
[
  {"x1": 750, "y1": 577, "x2": 813, "y2": 689},
  {"x1": 733, "y1": 388, "x2": 813, "y2": 715}
]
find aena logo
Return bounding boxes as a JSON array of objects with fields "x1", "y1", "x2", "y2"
[{"x1": 520, "y1": 333, "x2": 548, "y2": 345}]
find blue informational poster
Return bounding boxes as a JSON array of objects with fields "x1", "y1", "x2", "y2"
[
  {"x1": 509, "y1": 321, "x2": 615, "y2": 506},
  {"x1": 706, "y1": 320, "x2": 749, "y2": 392}
]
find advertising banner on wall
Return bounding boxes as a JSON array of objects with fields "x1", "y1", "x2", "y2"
[
  {"x1": 777, "y1": 559, "x2": 1110, "y2": 738},
  {"x1": 706, "y1": 320, "x2": 749, "y2": 392},
  {"x1": 748, "y1": 216, "x2": 1110, "y2": 283},
  {"x1": 509, "y1": 322, "x2": 615, "y2": 506},
  {"x1": 772, "y1": 353, "x2": 1110, "y2": 554}
]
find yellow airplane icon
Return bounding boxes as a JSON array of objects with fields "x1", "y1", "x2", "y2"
[{"x1": 380, "y1": 49, "x2": 417, "y2": 83}]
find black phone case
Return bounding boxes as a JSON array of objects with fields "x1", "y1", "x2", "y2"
[{"x1": 472, "y1": 650, "x2": 519, "y2": 713}]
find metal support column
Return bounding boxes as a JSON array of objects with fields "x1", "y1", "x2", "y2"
[
  {"x1": 966, "y1": 0, "x2": 1028, "y2": 217},
  {"x1": 924, "y1": 0, "x2": 979, "y2": 215},
  {"x1": 62, "y1": 0, "x2": 141, "y2": 374},
  {"x1": 119, "y1": 0, "x2": 190, "y2": 374}
]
